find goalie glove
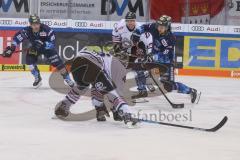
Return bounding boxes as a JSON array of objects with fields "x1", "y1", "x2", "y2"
[
  {"x1": 2, "y1": 45, "x2": 16, "y2": 58},
  {"x1": 136, "y1": 41, "x2": 146, "y2": 59}
]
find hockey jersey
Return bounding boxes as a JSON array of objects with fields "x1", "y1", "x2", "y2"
[
  {"x1": 112, "y1": 19, "x2": 152, "y2": 53},
  {"x1": 76, "y1": 50, "x2": 126, "y2": 94},
  {"x1": 12, "y1": 23, "x2": 56, "y2": 50}
]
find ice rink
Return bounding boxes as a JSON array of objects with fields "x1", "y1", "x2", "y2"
[{"x1": 0, "y1": 72, "x2": 239, "y2": 160}]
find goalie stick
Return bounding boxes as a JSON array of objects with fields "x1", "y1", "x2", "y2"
[{"x1": 136, "y1": 116, "x2": 228, "y2": 132}]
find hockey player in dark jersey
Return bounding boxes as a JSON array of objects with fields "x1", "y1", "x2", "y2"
[
  {"x1": 131, "y1": 15, "x2": 200, "y2": 103},
  {"x1": 2, "y1": 15, "x2": 74, "y2": 88}
]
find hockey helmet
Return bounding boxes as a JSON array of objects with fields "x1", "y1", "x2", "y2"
[
  {"x1": 125, "y1": 12, "x2": 136, "y2": 20},
  {"x1": 156, "y1": 15, "x2": 171, "y2": 28},
  {"x1": 29, "y1": 14, "x2": 40, "y2": 24}
]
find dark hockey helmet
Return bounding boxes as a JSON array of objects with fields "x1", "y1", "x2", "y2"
[
  {"x1": 156, "y1": 15, "x2": 172, "y2": 29},
  {"x1": 125, "y1": 12, "x2": 136, "y2": 20},
  {"x1": 29, "y1": 14, "x2": 40, "y2": 24}
]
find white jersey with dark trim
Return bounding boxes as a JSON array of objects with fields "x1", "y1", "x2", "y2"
[
  {"x1": 112, "y1": 19, "x2": 140, "y2": 45},
  {"x1": 112, "y1": 19, "x2": 152, "y2": 52},
  {"x1": 76, "y1": 51, "x2": 121, "y2": 81},
  {"x1": 76, "y1": 51, "x2": 126, "y2": 93}
]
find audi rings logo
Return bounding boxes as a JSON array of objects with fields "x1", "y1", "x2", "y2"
[
  {"x1": 234, "y1": 28, "x2": 240, "y2": 33},
  {"x1": 75, "y1": 22, "x2": 88, "y2": 27},
  {"x1": 191, "y1": 26, "x2": 205, "y2": 31},
  {"x1": 41, "y1": 21, "x2": 53, "y2": 26},
  {"x1": 0, "y1": 20, "x2": 13, "y2": 25}
]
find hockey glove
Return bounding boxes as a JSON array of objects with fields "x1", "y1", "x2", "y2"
[
  {"x1": 131, "y1": 32, "x2": 140, "y2": 44},
  {"x1": 2, "y1": 45, "x2": 16, "y2": 58},
  {"x1": 33, "y1": 40, "x2": 44, "y2": 51},
  {"x1": 113, "y1": 43, "x2": 122, "y2": 53}
]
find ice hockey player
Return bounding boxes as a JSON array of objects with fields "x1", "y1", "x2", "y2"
[
  {"x1": 112, "y1": 11, "x2": 155, "y2": 100},
  {"x1": 2, "y1": 14, "x2": 74, "y2": 88},
  {"x1": 131, "y1": 15, "x2": 199, "y2": 103},
  {"x1": 54, "y1": 50, "x2": 138, "y2": 126}
]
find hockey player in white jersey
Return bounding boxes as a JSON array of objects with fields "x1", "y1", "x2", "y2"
[
  {"x1": 112, "y1": 12, "x2": 155, "y2": 100},
  {"x1": 54, "y1": 49, "x2": 138, "y2": 126}
]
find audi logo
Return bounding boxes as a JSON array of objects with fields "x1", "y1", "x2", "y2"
[
  {"x1": 41, "y1": 21, "x2": 53, "y2": 26},
  {"x1": 75, "y1": 22, "x2": 87, "y2": 27},
  {"x1": 0, "y1": 20, "x2": 12, "y2": 25},
  {"x1": 234, "y1": 28, "x2": 240, "y2": 33},
  {"x1": 191, "y1": 26, "x2": 204, "y2": 31}
]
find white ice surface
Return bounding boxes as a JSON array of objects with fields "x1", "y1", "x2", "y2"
[{"x1": 0, "y1": 72, "x2": 239, "y2": 160}]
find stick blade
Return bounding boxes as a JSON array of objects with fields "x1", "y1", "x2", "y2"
[
  {"x1": 172, "y1": 103, "x2": 184, "y2": 109},
  {"x1": 206, "y1": 116, "x2": 228, "y2": 132}
]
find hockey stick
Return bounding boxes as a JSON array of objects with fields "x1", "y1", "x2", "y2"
[
  {"x1": 1, "y1": 48, "x2": 30, "y2": 57},
  {"x1": 149, "y1": 71, "x2": 184, "y2": 108},
  {"x1": 137, "y1": 116, "x2": 228, "y2": 132}
]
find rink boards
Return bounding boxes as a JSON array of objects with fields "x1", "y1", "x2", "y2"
[{"x1": 0, "y1": 18, "x2": 239, "y2": 78}]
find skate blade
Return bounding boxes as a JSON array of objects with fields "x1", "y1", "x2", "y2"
[
  {"x1": 126, "y1": 122, "x2": 140, "y2": 129},
  {"x1": 51, "y1": 115, "x2": 58, "y2": 119},
  {"x1": 33, "y1": 81, "x2": 42, "y2": 89},
  {"x1": 195, "y1": 92, "x2": 202, "y2": 104},
  {"x1": 132, "y1": 98, "x2": 149, "y2": 103}
]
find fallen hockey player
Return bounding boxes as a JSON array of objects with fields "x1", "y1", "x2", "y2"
[{"x1": 54, "y1": 49, "x2": 138, "y2": 126}]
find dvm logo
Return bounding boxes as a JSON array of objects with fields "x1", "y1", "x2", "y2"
[
  {"x1": 0, "y1": 0, "x2": 29, "y2": 12},
  {"x1": 101, "y1": 0, "x2": 144, "y2": 16}
]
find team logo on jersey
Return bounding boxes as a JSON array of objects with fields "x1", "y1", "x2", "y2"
[
  {"x1": 39, "y1": 32, "x2": 47, "y2": 37},
  {"x1": 95, "y1": 82, "x2": 106, "y2": 91},
  {"x1": 153, "y1": 40, "x2": 161, "y2": 51},
  {"x1": 161, "y1": 39, "x2": 168, "y2": 47}
]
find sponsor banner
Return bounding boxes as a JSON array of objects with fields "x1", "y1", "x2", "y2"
[
  {"x1": 177, "y1": 69, "x2": 240, "y2": 78},
  {"x1": 71, "y1": 20, "x2": 106, "y2": 29},
  {"x1": 1, "y1": 18, "x2": 240, "y2": 35},
  {"x1": 55, "y1": 32, "x2": 112, "y2": 62},
  {"x1": 20, "y1": 31, "x2": 113, "y2": 64},
  {"x1": 0, "y1": 0, "x2": 29, "y2": 18},
  {"x1": 41, "y1": 19, "x2": 70, "y2": 28},
  {"x1": 1, "y1": 27, "x2": 239, "y2": 78},
  {"x1": 1, "y1": 64, "x2": 25, "y2": 71},
  {"x1": 188, "y1": 24, "x2": 224, "y2": 34},
  {"x1": 39, "y1": 0, "x2": 148, "y2": 21},
  {"x1": 100, "y1": 0, "x2": 148, "y2": 21},
  {"x1": 227, "y1": 0, "x2": 240, "y2": 25},
  {"x1": 171, "y1": 23, "x2": 187, "y2": 32},
  {"x1": 0, "y1": 64, "x2": 50, "y2": 71},
  {"x1": 0, "y1": 18, "x2": 29, "y2": 27},
  {"x1": 39, "y1": 0, "x2": 97, "y2": 19},
  {"x1": 231, "y1": 70, "x2": 240, "y2": 78},
  {"x1": 183, "y1": 36, "x2": 240, "y2": 70},
  {"x1": 224, "y1": 25, "x2": 240, "y2": 34}
]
